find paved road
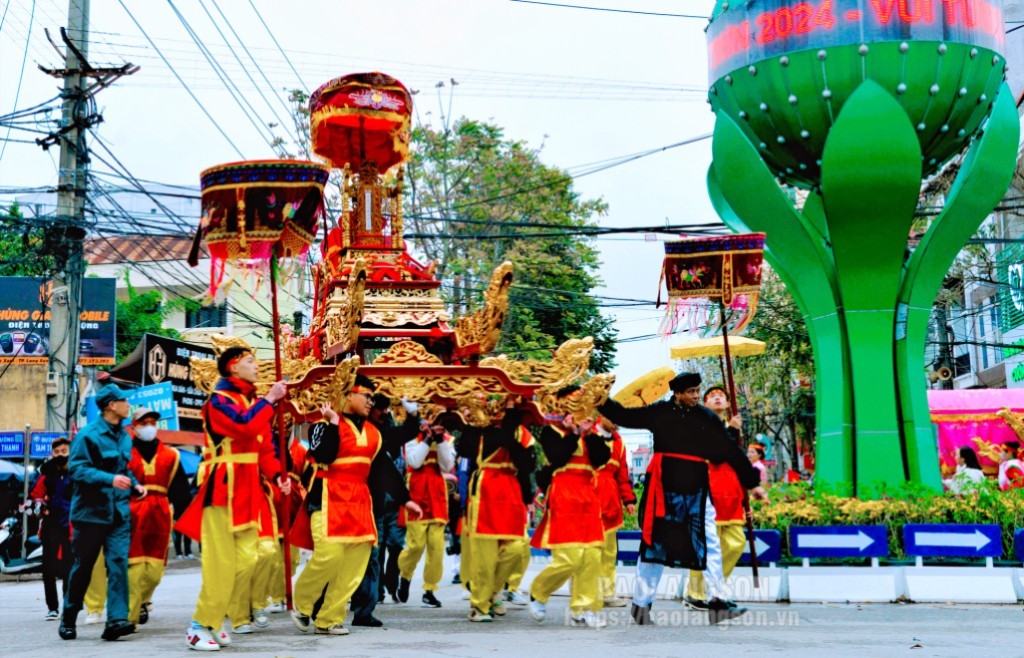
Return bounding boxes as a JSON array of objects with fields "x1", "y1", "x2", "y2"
[{"x1": 2, "y1": 561, "x2": 1019, "y2": 657}]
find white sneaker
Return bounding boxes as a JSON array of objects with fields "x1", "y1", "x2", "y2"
[
  {"x1": 291, "y1": 609, "x2": 311, "y2": 633},
  {"x1": 84, "y1": 612, "x2": 104, "y2": 625},
  {"x1": 571, "y1": 611, "x2": 607, "y2": 629},
  {"x1": 186, "y1": 625, "x2": 220, "y2": 652},
  {"x1": 314, "y1": 624, "x2": 349, "y2": 635},
  {"x1": 233, "y1": 624, "x2": 253, "y2": 634},
  {"x1": 265, "y1": 601, "x2": 285, "y2": 614},
  {"x1": 253, "y1": 610, "x2": 270, "y2": 628},
  {"x1": 503, "y1": 590, "x2": 529, "y2": 606},
  {"x1": 603, "y1": 596, "x2": 628, "y2": 608},
  {"x1": 468, "y1": 607, "x2": 493, "y2": 622},
  {"x1": 528, "y1": 599, "x2": 546, "y2": 622},
  {"x1": 214, "y1": 623, "x2": 232, "y2": 646}
]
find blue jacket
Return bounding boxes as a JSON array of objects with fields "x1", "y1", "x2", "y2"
[{"x1": 69, "y1": 416, "x2": 138, "y2": 525}]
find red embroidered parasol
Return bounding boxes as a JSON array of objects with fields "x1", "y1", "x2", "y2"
[
  {"x1": 190, "y1": 159, "x2": 331, "y2": 300},
  {"x1": 309, "y1": 72, "x2": 412, "y2": 172}
]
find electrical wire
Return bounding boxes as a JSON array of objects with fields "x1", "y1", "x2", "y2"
[
  {"x1": 245, "y1": 0, "x2": 307, "y2": 93},
  {"x1": 508, "y1": 0, "x2": 708, "y2": 19},
  {"x1": 114, "y1": 0, "x2": 246, "y2": 159},
  {"x1": 164, "y1": 0, "x2": 281, "y2": 154},
  {"x1": 0, "y1": 0, "x2": 37, "y2": 167}
]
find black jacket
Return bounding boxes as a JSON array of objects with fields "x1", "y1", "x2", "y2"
[
  {"x1": 456, "y1": 410, "x2": 536, "y2": 505},
  {"x1": 598, "y1": 398, "x2": 759, "y2": 494},
  {"x1": 535, "y1": 426, "x2": 611, "y2": 492}
]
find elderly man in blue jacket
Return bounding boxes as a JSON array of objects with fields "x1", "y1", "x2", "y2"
[{"x1": 60, "y1": 384, "x2": 147, "y2": 642}]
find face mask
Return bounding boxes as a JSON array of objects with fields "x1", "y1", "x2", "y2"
[
  {"x1": 136, "y1": 425, "x2": 158, "y2": 441},
  {"x1": 52, "y1": 456, "x2": 68, "y2": 468}
]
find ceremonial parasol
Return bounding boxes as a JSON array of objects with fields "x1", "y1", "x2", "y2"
[
  {"x1": 612, "y1": 366, "x2": 675, "y2": 408},
  {"x1": 669, "y1": 336, "x2": 765, "y2": 360},
  {"x1": 189, "y1": 158, "x2": 330, "y2": 610},
  {"x1": 660, "y1": 232, "x2": 767, "y2": 586},
  {"x1": 309, "y1": 72, "x2": 412, "y2": 173},
  {"x1": 671, "y1": 336, "x2": 766, "y2": 388}
]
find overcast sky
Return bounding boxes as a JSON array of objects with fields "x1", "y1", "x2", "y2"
[{"x1": 1, "y1": 0, "x2": 722, "y2": 441}]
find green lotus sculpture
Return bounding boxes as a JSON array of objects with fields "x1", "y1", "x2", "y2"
[{"x1": 706, "y1": 0, "x2": 1019, "y2": 495}]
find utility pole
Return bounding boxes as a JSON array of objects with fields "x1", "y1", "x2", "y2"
[
  {"x1": 46, "y1": 0, "x2": 90, "y2": 435},
  {"x1": 40, "y1": 0, "x2": 137, "y2": 433}
]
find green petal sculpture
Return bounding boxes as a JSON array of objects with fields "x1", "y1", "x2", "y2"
[{"x1": 706, "y1": 0, "x2": 1019, "y2": 495}]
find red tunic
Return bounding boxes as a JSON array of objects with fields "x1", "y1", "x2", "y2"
[
  {"x1": 272, "y1": 439, "x2": 307, "y2": 539},
  {"x1": 531, "y1": 427, "x2": 604, "y2": 549},
  {"x1": 175, "y1": 378, "x2": 275, "y2": 541},
  {"x1": 707, "y1": 462, "x2": 745, "y2": 525},
  {"x1": 468, "y1": 426, "x2": 532, "y2": 540},
  {"x1": 291, "y1": 418, "x2": 381, "y2": 548},
  {"x1": 128, "y1": 441, "x2": 180, "y2": 564},
  {"x1": 594, "y1": 431, "x2": 636, "y2": 532},
  {"x1": 405, "y1": 434, "x2": 451, "y2": 525}
]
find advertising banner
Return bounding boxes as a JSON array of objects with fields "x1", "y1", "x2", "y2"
[
  {"x1": 109, "y1": 334, "x2": 214, "y2": 433},
  {"x1": 124, "y1": 382, "x2": 180, "y2": 431},
  {"x1": 0, "y1": 277, "x2": 116, "y2": 366}
]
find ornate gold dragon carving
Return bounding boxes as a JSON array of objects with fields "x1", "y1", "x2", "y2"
[
  {"x1": 997, "y1": 408, "x2": 1024, "y2": 442},
  {"x1": 454, "y1": 261, "x2": 513, "y2": 354},
  {"x1": 190, "y1": 334, "x2": 344, "y2": 410},
  {"x1": 534, "y1": 373, "x2": 616, "y2": 422},
  {"x1": 479, "y1": 336, "x2": 593, "y2": 386}
]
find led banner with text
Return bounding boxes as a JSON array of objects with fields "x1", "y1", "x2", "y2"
[
  {"x1": 0, "y1": 277, "x2": 117, "y2": 366},
  {"x1": 708, "y1": 0, "x2": 1005, "y2": 81}
]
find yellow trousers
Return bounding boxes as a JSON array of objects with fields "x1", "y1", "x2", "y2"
[
  {"x1": 467, "y1": 535, "x2": 526, "y2": 614},
  {"x1": 127, "y1": 560, "x2": 165, "y2": 624},
  {"x1": 271, "y1": 543, "x2": 300, "y2": 604},
  {"x1": 531, "y1": 547, "x2": 602, "y2": 614},
  {"x1": 598, "y1": 529, "x2": 618, "y2": 599},
  {"x1": 249, "y1": 537, "x2": 281, "y2": 611},
  {"x1": 85, "y1": 549, "x2": 106, "y2": 614},
  {"x1": 397, "y1": 522, "x2": 446, "y2": 591},
  {"x1": 686, "y1": 523, "x2": 746, "y2": 601},
  {"x1": 192, "y1": 506, "x2": 259, "y2": 629},
  {"x1": 293, "y1": 512, "x2": 372, "y2": 629},
  {"x1": 504, "y1": 535, "x2": 532, "y2": 592}
]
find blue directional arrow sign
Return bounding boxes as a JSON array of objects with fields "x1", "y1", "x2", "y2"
[
  {"x1": 903, "y1": 524, "x2": 1002, "y2": 558},
  {"x1": 615, "y1": 530, "x2": 642, "y2": 563},
  {"x1": 738, "y1": 529, "x2": 782, "y2": 563},
  {"x1": 1014, "y1": 529, "x2": 1024, "y2": 563},
  {"x1": 790, "y1": 526, "x2": 888, "y2": 558}
]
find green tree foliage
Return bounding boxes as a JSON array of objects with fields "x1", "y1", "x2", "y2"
[
  {"x1": 0, "y1": 202, "x2": 56, "y2": 276},
  {"x1": 404, "y1": 117, "x2": 618, "y2": 371},
  {"x1": 114, "y1": 273, "x2": 184, "y2": 363}
]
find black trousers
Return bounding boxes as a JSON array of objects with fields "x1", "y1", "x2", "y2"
[
  {"x1": 40, "y1": 520, "x2": 71, "y2": 612},
  {"x1": 172, "y1": 529, "x2": 192, "y2": 557}
]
